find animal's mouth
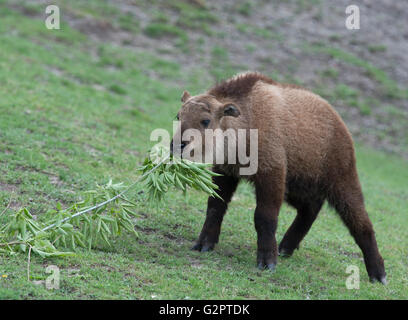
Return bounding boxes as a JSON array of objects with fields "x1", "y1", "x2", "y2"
[{"x1": 170, "y1": 139, "x2": 189, "y2": 158}]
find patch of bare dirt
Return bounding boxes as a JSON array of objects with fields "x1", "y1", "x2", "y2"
[
  {"x1": 188, "y1": 257, "x2": 203, "y2": 269},
  {"x1": 0, "y1": 182, "x2": 22, "y2": 211},
  {"x1": 0, "y1": 182, "x2": 18, "y2": 193}
]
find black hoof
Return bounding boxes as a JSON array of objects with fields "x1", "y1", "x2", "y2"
[
  {"x1": 267, "y1": 263, "x2": 276, "y2": 272},
  {"x1": 370, "y1": 275, "x2": 387, "y2": 285},
  {"x1": 278, "y1": 247, "x2": 293, "y2": 257},
  {"x1": 201, "y1": 244, "x2": 214, "y2": 252},
  {"x1": 257, "y1": 262, "x2": 276, "y2": 272},
  {"x1": 191, "y1": 243, "x2": 214, "y2": 252}
]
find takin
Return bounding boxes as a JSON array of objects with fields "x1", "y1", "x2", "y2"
[{"x1": 170, "y1": 71, "x2": 386, "y2": 284}]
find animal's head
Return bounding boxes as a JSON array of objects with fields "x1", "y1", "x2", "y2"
[{"x1": 170, "y1": 90, "x2": 241, "y2": 163}]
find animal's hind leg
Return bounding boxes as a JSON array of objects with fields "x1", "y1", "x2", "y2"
[
  {"x1": 328, "y1": 174, "x2": 386, "y2": 284},
  {"x1": 192, "y1": 174, "x2": 239, "y2": 252},
  {"x1": 279, "y1": 197, "x2": 324, "y2": 257}
]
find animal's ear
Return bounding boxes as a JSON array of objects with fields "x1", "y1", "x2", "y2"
[
  {"x1": 181, "y1": 90, "x2": 191, "y2": 103},
  {"x1": 220, "y1": 104, "x2": 240, "y2": 118}
]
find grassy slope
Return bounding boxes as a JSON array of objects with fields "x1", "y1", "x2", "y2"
[{"x1": 0, "y1": 6, "x2": 407, "y2": 299}]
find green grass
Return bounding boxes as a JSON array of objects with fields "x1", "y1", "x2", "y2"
[
  {"x1": 144, "y1": 22, "x2": 187, "y2": 40},
  {"x1": 1, "y1": 4, "x2": 408, "y2": 300},
  {"x1": 237, "y1": 1, "x2": 254, "y2": 17},
  {"x1": 209, "y1": 46, "x2": 245, "y2": 82},
  {"x1": 368, "y1": 44, "x2": 387, "y2": 53},
  {"x1": 144, "y1": 0, "x2": 218, "y2": 39},
  {"x1": 144, "y1": 22, "x2": 189, "y2": 49},
  {"x1": 309, "y1": 44, "x2": 408, "y2": 99},
  {"x1": 320, "y1": 68, "x2": 339, "y2": 79},
  {"x1": 315, "y1": 84, "x2": 375, "y2": 116},
  {"x1": 235, "y1": 23, "x2": 283, "y2": 42},
  {"x1": 168, "y1": 0, "x2": 218, "y2": 33}
]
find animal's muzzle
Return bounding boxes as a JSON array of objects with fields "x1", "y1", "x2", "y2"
[{"x1": 170, "y1": 139, "x2": 187, "y2": 155}]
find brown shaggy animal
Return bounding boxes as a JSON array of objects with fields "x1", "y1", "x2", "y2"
[{"x1": 171, "y1": 71, "x2": 386, "y2": 284}]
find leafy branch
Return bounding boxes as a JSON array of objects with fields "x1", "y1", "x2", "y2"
[{"x1": 0, "y1": 146, "x2": 221, "y2": 270}]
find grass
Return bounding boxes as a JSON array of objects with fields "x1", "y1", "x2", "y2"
[
  {"x1": 368, "y1": 45, "x2": 387, "y2": 54},
  {"x1": 210, "y1": 46, "x2": 245, "y2": 82},
  {"x1": 117, "y1": 12, "x2": 140, "y2": 33},
  {"x1": 315, "y1": 83, "x2": 377, "y2": 116},
  {"x1": 237, "y1": 1, "x2": 254, "y2": 17},
  {"x1": 143, "y1": 0, "x2": 219, "y2": 42},
  {"x1": 1, "y1": 3, "x2": 408, "y2": 300},
  {"x1": 169, "y1": 0, "x2": 218, "y2": 33},
  {"x1": 235, "y1": 23, "x2": 284, "y2": 42},
  {"x1": 320, "y1": 68, "x2": 339, "y2": 79},
  {"x1": 333, "y1": 84, "x2": 372, "y2": 115},
  {"x1": 144, "y1": 23, "x2": 187, "y2": 40},
  {"x1": 309, "y1": 44, "x2": 408, "y2": 99}
]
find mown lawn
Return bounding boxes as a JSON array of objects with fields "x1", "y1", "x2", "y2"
[{"x1": 0, "y1": 5, "x2": 407, "y2": 300}]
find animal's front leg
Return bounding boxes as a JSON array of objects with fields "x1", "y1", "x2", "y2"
[
  {"x1": 192, "y1": 174, "x2": 239, "y2": 252},
  {"x1": 254, "y1": 172, "x2": 284, "y2": 271}
]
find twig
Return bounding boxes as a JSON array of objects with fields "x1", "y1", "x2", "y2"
[
  {"x1": 0, "y1": 241, "x2": 27, "y2": 247},
  {"x1": 118, "y1": 196, "x2": 138, "y2": 206},
  {"x1": 52, "y1": 235, "x2": 62, "y2": 246},
  {"x1": 27, "y1": 245, "x2": 32, "y2": 281},
  {"x1": 0, "y1": 193, "x2": 13, "y2": 217}
]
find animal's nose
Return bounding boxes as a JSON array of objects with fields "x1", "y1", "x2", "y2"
[{"x1": 170, "y1": 140, "x2": 187, "y2": 154}]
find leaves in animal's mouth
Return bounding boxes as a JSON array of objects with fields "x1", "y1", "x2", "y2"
[{"x1": 138, "y1": 145, "x2": 222, "y2": 202}]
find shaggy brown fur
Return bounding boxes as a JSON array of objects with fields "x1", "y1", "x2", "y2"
[
  {"x1": 208, "y1": 72, "x2": 305, "y2": 99},
  {"x1": 171, "y1": 71, "x2": 386, "y2": 284}
]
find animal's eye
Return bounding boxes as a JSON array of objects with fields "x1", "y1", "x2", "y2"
[{"x1": 201, "y1": 119, "x2": 210, "y2": 128}]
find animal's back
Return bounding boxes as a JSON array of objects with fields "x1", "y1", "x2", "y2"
[{"x1": 250, "y1": 81, "x2": 355, "y2": 181}]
